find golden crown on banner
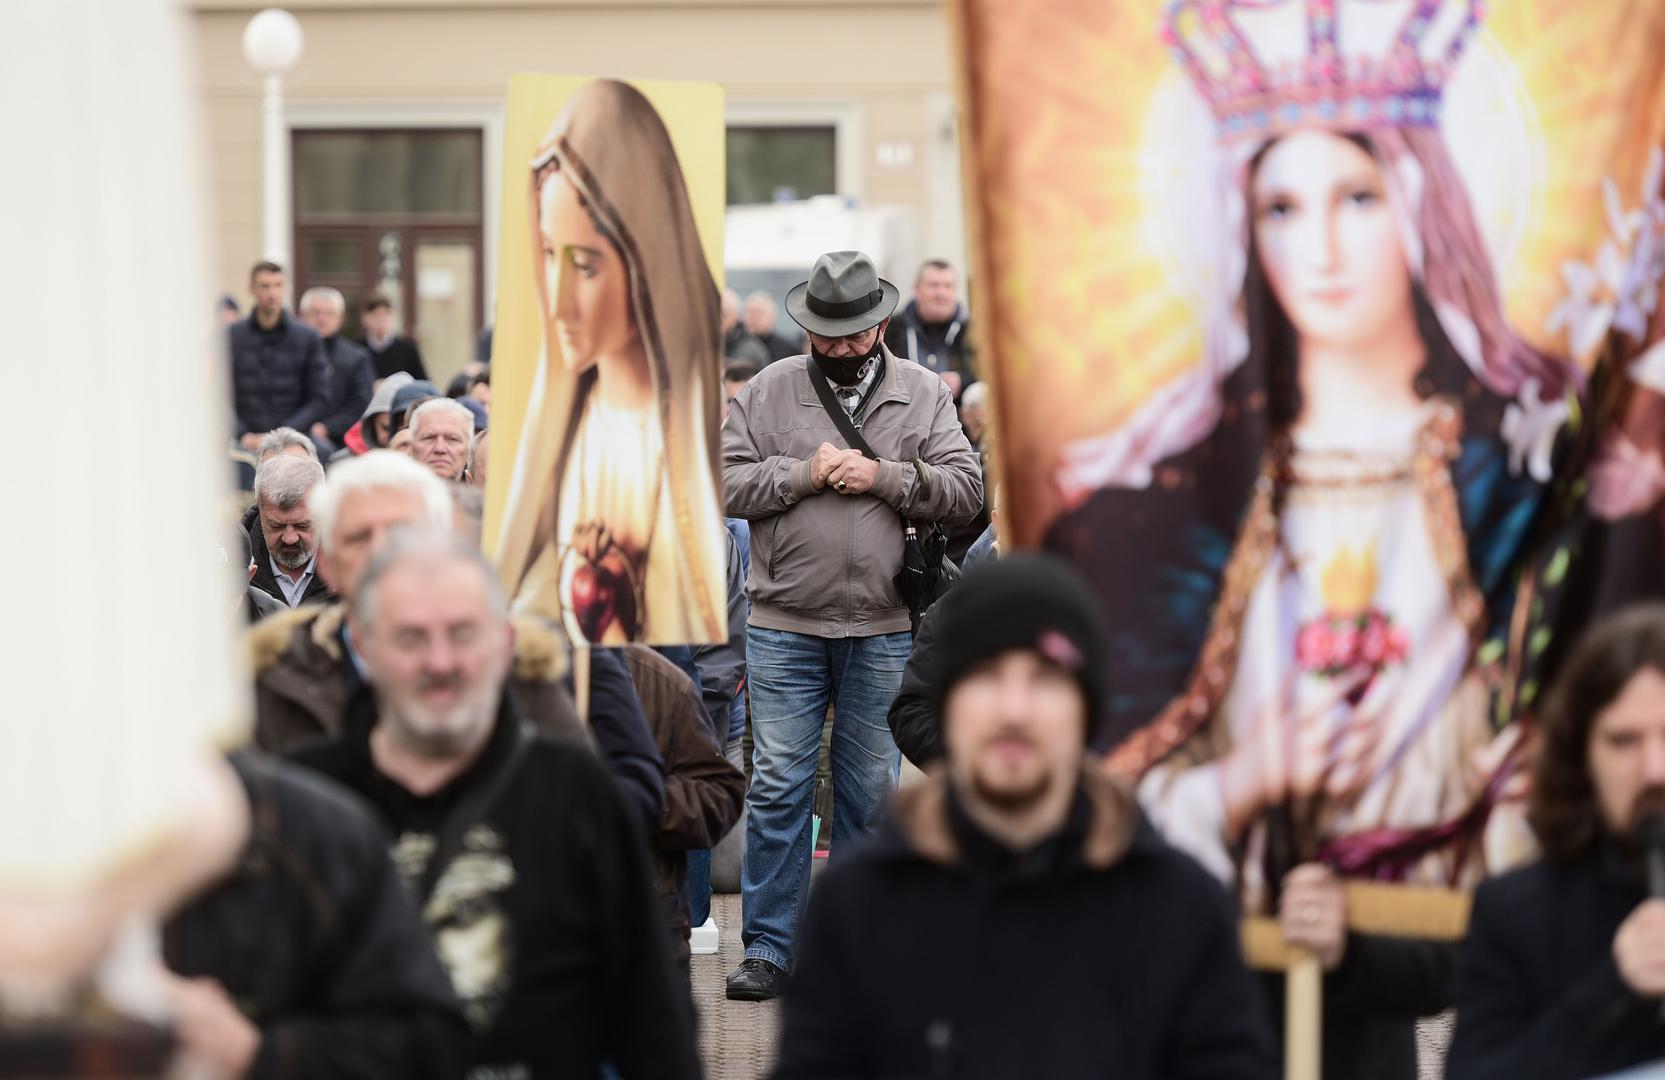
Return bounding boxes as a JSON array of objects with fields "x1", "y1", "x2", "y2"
[{"x1": 1160, "y1": 0, "x2": 1484, "y2": 142}]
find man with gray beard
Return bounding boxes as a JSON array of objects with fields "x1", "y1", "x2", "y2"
[
  {"x1": 289, "y1": 530, "x2": 699, "y2": 1080},
  {"x1": 250, "y1": 453, "x2": 333, "y2": 608}
]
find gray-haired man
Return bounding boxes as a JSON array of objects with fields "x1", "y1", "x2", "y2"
[
  {"x1": 410, "y1": 397, "x2": 475, "y2": 482},
  {"x1": 300, "y1": 285, "x2": 375, "y2": 447},
  {"x1": 288, "y1": 529, "x2": 701, "y2": 1080},
  {"x1": 250, "y1": 453, "x2": 333, "y2": 609}
]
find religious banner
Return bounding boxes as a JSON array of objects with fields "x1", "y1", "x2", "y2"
[
  {"x1": 487, "y1": 74, "x2": 729, "y2": 647},
  {"x1": 954, "y1": 0, "x2": 1665, "y2": 914}
]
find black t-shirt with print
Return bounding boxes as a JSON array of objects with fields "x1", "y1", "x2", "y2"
[{"x1": 291, "y1": 691, "x2": 698, "y2": 1080}]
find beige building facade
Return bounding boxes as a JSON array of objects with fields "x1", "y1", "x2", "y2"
[{"x1": 192, "y1": 0, "x2": 966, "y2": 388}]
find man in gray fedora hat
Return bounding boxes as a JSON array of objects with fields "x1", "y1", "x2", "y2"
[{"x1": 721, "y1": 249, "x2": 985, "y2": 1000}]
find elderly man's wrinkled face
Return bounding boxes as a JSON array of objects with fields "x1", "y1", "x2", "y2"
[
  {"x1": 319, "y1": 486, "x2": 429, "y2": 601},
  {"x1": 1590, "y1": 668, "x2": 1665, "y2": 836},
  {"x1": 944, "y1": 649, "x2": 1086, "y2": 813},
  {"x1": 414, "y1": 409, "x2": 472, "y2": 481},
  {"x1": 302, "y1": 298, "x2": 344, "y2": 339},
  {"x1": 260, "y1": 498, "x2": 316, "y2": 571},
  {"x1": 360, "y1": 555, "x2": 512, "y2": 758}
]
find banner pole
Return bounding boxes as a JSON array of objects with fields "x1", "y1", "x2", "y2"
[
  {"x1": 1285, "y1": 948, "x2": 1322, "y2": 1080},
  {"x1": 575, "y1": 643, "x2": 591, "y2": 725}
]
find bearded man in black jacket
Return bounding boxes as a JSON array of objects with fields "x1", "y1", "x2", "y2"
[
  {"x1": 290, "y1": 528, "x2": 698, "y2": 1080},
  {"x1": 1450, "y1": 605, "x2": 1665, "y2": 1079},
  {"x1": 773, "y1": 556, "x2": 1275, "y2": 1080}
]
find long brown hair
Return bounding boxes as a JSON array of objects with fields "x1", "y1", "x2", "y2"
[{"x1": 1529, "y1": 604, "x2": 1665, "y2": 861}]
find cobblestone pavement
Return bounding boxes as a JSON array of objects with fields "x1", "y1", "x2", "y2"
[{"x1": 694, "y1": 892, "x2": 780, "y2": 1079}]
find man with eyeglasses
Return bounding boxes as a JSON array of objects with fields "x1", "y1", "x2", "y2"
[{"x1": 720, "y1": 250, "x2": 984, "y2": 1001}]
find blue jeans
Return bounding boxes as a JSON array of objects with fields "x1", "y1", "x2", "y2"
[{"x1": 740, "y1": 626, "x2": 908, "y2": 970}]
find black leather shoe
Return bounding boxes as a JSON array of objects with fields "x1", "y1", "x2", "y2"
[{"x1": 725, "y1": 957, "x2": 787, "y2": 1001}]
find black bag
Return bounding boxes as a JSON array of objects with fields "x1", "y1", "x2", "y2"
[{"x1": 806, "y1": 357, "x2": 960, "y2": 631}]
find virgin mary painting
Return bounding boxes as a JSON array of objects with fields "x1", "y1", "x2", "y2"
[
  {"x1": 1042, "y1": 0, "x2": 1609, "y2": 911},
  {"x1": 496, "y1": 79, "x2": 727, "y2": 646}
]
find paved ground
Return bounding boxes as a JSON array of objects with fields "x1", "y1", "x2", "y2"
[{"x1": 694, "y1": 892, "x2": 780, "y2": 1079}]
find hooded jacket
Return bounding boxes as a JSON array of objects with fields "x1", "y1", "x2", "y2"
[
  {"x1": 772, "y1": 768, "x2": 1276, "y2": 1080},
  {"x1": 723, "y1": 347, "x2": 984, "y2": 638}
]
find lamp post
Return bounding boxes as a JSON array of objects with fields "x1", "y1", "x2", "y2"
[{"x1": 242, "y1": 8, "x2": 304, "y2": 270}]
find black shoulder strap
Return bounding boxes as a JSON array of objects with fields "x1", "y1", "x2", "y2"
[
  {"x1": 806, "y1": 358, "x2": 878, "y2": 461},
  {"x1": 415, "y1": 720, "x2": 536, "y2": 904}
]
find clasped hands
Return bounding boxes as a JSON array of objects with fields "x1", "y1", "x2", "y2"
[
  {"x1": 1278, "y1": 863, "x2": 1348, "y2": 972},
  {"x1": 810, "y1": 442, "x2": 879, "y2": 496}
]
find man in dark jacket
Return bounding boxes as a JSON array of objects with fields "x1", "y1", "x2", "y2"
[
  {"x1": 620, "y1": 645, "x2": 746, "y2": 972},
  {"x1": 231, "y1": 261, "x2": 332, "y2": 456},
  {"x1": 290, "y1": 529, "x2": 700, "y2": 1079},
  {"x1": 882, "y1": 258, "x2": 975, "y2": 398},
  {"x1": 1449, "y1": 605, "x2": 1665, "y2": 1079},
  {"x1": 774, "y1": 556, "x2": 1275, "y2": 1079},
  {"x1": 249, "y1": 454, "x2": 334, "y2": 609},
  {"x1": 164, "y1": 749, "x2": 467, "y2": 1078},
  {"x1": 300, "y1": 285, "x2": 375, "y2": 446},
  {"x1": 360, "y1": 294, "x2": 429, "y2": 382}
]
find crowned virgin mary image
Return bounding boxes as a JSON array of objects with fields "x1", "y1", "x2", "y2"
[
  {"x1": 496, "y1": 79, "x2": 728, "y2": 647},
  {"x1": 1043, "y1": 0, "x2": 1600, "y2": 912}
]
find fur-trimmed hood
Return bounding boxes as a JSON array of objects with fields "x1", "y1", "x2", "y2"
[
  {"x1": 245, "y1": 602, "x2": 571, "y2": 685},
  {"x1": 246, "y1": 602, "x2": 579, "y2": 754},
  {"x1": 883, "y1": 765, "x2": 1143, "y2": 871}
]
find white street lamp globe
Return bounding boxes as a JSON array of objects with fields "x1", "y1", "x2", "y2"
[{"x1": 242, "y1": 8, "x2": 304, "y2": 76}]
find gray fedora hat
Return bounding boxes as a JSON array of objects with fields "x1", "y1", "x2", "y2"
[{"x1": 784, "y1": 250, "x2": 900, "y2": 338}]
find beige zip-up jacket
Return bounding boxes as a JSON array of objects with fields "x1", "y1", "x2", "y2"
[{"x1": 721, "y1": 347, "x2": 984, "y2": 638}]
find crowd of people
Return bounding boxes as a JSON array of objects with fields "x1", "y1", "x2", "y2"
[{"x1": 202, "y1": 246, "x2": 1665, "y2": 1080}]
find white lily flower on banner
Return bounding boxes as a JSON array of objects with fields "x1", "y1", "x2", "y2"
[
  {"x1": 1499, "y1": 379, "x2": 1571, "y2": 482},
  {"x1": 1547, "y1": 243, "x2": 1626, "y2": 359},
  {"x1": 1616, "y1": 150, "x2": 1665, "y2": 342},
  {"x1": 1548, "y1": 148, "x2": 1665, "y2": 356}
]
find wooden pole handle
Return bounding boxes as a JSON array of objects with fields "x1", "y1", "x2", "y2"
[
  {"x1": 1284, "y1": 948, "x2": 1322, "y2": 1080},
  {"x1": 574, "y1": 643, "x2": 591, "y2": 726}
]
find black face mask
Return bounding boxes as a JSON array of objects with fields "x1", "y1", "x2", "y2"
[{"x1": 811, "y1": 336, "x2": 882, "y2": 387}]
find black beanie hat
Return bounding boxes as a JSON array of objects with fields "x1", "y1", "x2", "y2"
[{"x1": 931, "y1": 554, "x2": 1110, "y2": 747}]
